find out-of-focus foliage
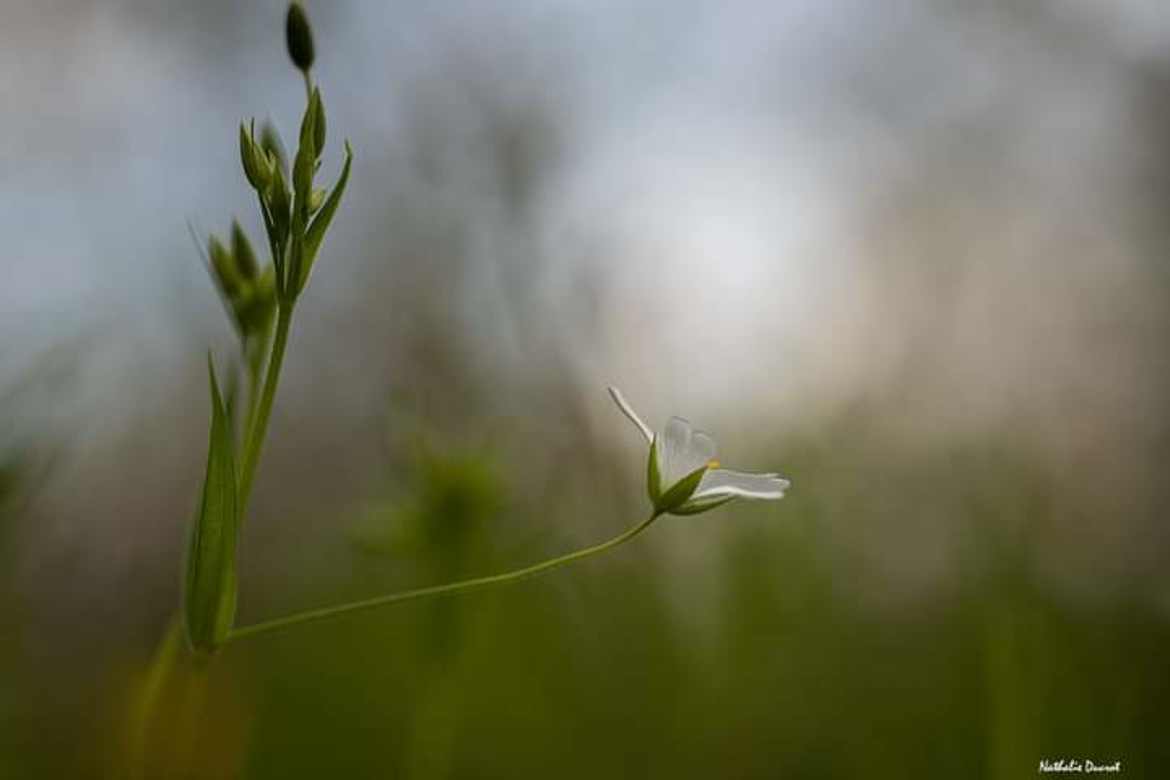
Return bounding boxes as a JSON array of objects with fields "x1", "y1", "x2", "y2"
[{"x1": 79, "y1": 428, "x2": 1170, "y2": 778}]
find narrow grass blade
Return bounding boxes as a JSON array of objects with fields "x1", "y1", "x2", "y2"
[{"x1": 183, "y1": 356, "x2": 240, "y2": 652}]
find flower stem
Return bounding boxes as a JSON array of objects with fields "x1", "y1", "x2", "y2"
[
  {"x1": 228, "y1": 510, "x2": 661, "y2": 642},
  {"x1": 237, "y1": 304, "x2": 293, "y2": 513}
]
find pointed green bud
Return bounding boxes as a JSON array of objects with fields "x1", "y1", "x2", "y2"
[
  {"x1": 286, "y1": 3, "x2": 315, "y2": 73},
  {"x1": 239, "y1": 122, "x2": 268, "y2": 190},
  {"x1": 208, "y1": 235, "x2": 241, "y2": 298},
  {"x1": 230, "y1": 220, "x2": 258, "y2": 280}
]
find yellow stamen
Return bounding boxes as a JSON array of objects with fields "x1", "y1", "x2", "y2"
[{"x1": 707, "y1": 459, "x2": 720, "y2": 469}]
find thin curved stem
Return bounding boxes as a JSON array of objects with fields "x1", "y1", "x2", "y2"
[
  {"x1": 237, "y1": 304, "x2": 293, "y2": 513},
  {"x1": 229, "y1": 510, "x2": 661, "y2": 642}
]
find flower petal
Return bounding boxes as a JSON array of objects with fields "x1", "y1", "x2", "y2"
[
  {"x1": 692, "y1": 468, "x2": 790, "y2": 501},
  {"x1": 657, "y1": 417, "x2": 718, "y2": 486},
  {"x1": 607, "y1": 386, "x2": 653, "y2": 444}
]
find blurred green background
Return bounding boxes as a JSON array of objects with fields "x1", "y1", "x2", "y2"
[{"x1": 3, "y1": 1, "x2": 1170, "y2": 777}]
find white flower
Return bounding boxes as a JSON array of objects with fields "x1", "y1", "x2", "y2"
[{"x1": 608, "y1": 386, "x2": 790, "y2": 516}]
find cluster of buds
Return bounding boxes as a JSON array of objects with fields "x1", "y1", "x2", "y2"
[
  {"x1": 207, "y1": 220, "x2": 276, "y2": 347},
  {"x1": 234, "y1": 3, "x2": 351, "y2": 307}
]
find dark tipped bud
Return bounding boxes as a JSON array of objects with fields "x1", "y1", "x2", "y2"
[
  {"x1": 230, "y1": 220, "x2": 259, "y2": 280},
  {"x1": 208, "y1": 235, "x2": 241, "y2": 297},
  {"x1": 286, "y1": 3, "x2": 315, "y2": 72}
]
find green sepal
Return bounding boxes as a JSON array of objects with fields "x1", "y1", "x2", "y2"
[
  {"x1": 646, "y1": 435, "x2": 662, "y2": 506},
  {"x1": 183, "y1": 356, "x2": 240, "y2": 653},
  {"x1": 654, "y1": 463, "x2": 709, "y2": 514},
  {"x1": 297, "y1": 142, "x2": 352, "y2": 293},
  {"x1": 669, "y1": 494, "x2": 735, "y2": 516}
]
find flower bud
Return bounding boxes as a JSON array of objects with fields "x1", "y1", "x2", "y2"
[
  {"x1": 239, "y1": 122, "x2": 268, "y2": 191},
  {"x1": 208, "y1": 235, "x2": 241, "y2": 298},
  {"x1": 230, "y1": 220, "x2": 259, "y2": 280},
  {"x1": 286, "y1": 3, "x2": 315, "y2": 73}
]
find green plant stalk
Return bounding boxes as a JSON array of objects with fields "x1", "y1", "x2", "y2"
[
  {"x1": 228, "y1": 510, "x2": 661, "y2": 641},
  {"x1": 241, "y1": 345, "x2": 263, "y2": 455},
  {"x1": 237, "y1": 304, "x2": 293, "y2": 513},
  {"x1": 128, "y1": 616, "x2": 182, "y2": 779}
]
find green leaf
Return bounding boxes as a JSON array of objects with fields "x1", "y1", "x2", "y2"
[
  {"x1": 297, "y1": 142, "x2": 352, "y2": 293},
  {"x1": 654, "y1": 463, "x2": 709, "y2": 515},
  {"x1": 183, "y1": 357, "x2": 240, "y2": 653}
]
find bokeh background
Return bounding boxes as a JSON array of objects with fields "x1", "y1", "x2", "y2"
[{"x1": 3, "y1": 0, "x2": 1170, "y2": 777}]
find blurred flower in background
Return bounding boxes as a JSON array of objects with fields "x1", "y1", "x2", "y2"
[{"x1": 3, "y1": 0, "x2": 1170, "y2": 777}]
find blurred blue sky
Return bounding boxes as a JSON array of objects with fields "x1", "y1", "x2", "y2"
[
  {"x1": 4, "y1": 0, "x2": 1168, "y2": 417},
  {"x1": 4, "y1": 0, "x2": 1170, "y2": 597}
]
